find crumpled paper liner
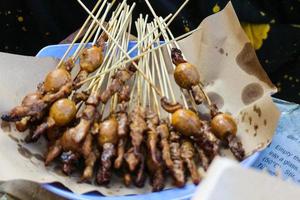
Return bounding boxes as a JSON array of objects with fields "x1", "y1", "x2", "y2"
[{"x1": 0, "y1": 2, "x2": 280, "y2": 196}]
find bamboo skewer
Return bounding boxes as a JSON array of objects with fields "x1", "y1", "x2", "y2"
[
  {"x1": 56, "y1": 0, "x2": 103, "y2": 68},
  {"x1": 160, "y1": 17, "x2": 212, "y2": 106},
  {"x1": 76, "y1": 27, "x2": 200, "y2": 86},
  {"x1": 78, "y1": 0, "x2": 163, "y2": 97},
  {"x1": 88, "y1": 3, "x2": 136, "y2": 91},
  {"x1": 145, "y1": 0, "x2": 212, "y2": 106},
  {"x1": 73, "y1": 0, "x2": 109, "y2": 60},
  {"x1": 144, "y1": 0, "x2": 191, "y2": 108}
]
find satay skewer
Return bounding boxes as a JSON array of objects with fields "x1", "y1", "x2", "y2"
[
  {"x1": 28, "y1": 4, "x2": 119, "y2": 141},
  {"x1": 88, "y1": 3, "x2": 135, "y2": 91},
  {"x1": 73, "y1": 0, "x2": 110, "y2": 61},
  {"x1": 92, "y1": 0, "x2": 125, "y2": 46},
  {"x1": 144, "y1": 0, "x2": 211, "y2": 107},
  {"x1": 78, "y1": 0, "x2": 186, "y2": 96},
  {"x1": 149, "y1": 23, "x2": 187, "y2": 110},
  {"x1": 56, "y1": 0, "x2": 103, "y2": 68},
  {"x1": 77, "y1": 26, "x2": 200, "y2": 87},
  {"x1": 46, "y1": 1, "x2": 134, "y2": 166},
  {"x1": 81, "y1": 1, "x2": 198, "y2": 96},
  {"x1": 157, "y1": 16, "x2": 212, "y2": 106},
  {"x1": 2, "y1": 17, "x2": 105, "y2": 126}
]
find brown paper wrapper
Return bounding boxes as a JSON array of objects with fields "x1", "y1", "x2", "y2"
[{"x1": 0, "y1": 2, "x2": 280, "y2": 196}]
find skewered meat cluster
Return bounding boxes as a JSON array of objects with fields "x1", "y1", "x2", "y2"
[
  {"x1": 168, "y1": 48, "x2": 245, "y2": 161},
  {"x1": 1, "y1": 49, "x2": 245, "y2": 192},
  {"x1": 1, "y1": 1, "x2": 246, "y2": 193},
  {"x1": 171, "y1": 48, "x2": 205, "y2": 104}
]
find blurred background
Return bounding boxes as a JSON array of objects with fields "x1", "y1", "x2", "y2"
[{"x1": 0, "y1": 0, "x2": 299, "y2": 103}]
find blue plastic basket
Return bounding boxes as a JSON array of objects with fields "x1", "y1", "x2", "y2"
[{"x1": 36, "y1": 43, "x2": 260, "y2": 200}]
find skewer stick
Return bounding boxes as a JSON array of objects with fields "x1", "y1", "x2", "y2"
[
  {"x1": 152, "y1": 21, "x2": 189, "y2": 109},
  {"x1": 141, "y1": 19, "x2": 160, "y2": 115},
  {"x1": 138, "y1": 19, "x2": 160, "y2": 115},
  {"x1": 146, "y1": 24, "x2": 155, "y2": 108},
  {"x1": 88, "y1": 3, "x2": 136, "y2": 90},
  {"x1": 145, "y1": 0, "x2": 191, "y2": 107},
  {"x1": 113, "y1": 8, "x2": 130, "y2": 112},
  {"x1": 73, "y1": 0, "x2": 108, "y2": 60},
  {"x1": 152, "y1": 24, "x2": 169, "y2": 99},
  {"x1": 136, "y1": 17, "x2": 143, "y2": 106},
  {"x1": 160, "y1": 17, "x2": 212, "y2": 106},
  {"x1": 74, "y1": 2, "x2": 115, "y2": 62},
  {"x1": 148, "y1": 23, "x2": 172, "y2": 118},
  {"x1": 92, "y1": 1, "x2": 124, "y2": 45},
  {"x1": 77, "y1": 27, "x2": 199, "y2": 87},
  {"x1": 139, "y1": 15, "x2": 150, "y2": 107},
  {"x1": 90, "y1": 15, "x2": 122, "y2": 91},
  {"x1": 78, "y1": 14, "x2": 172, "y2": 88},
  {"x1": 93, "y1": 22, "x2": 121, "y2": 92},
  {"x1": 136, "y1": 0, "x2": 189, "y2": 54},
  {"x1": 111, "y1": 8, "x2": 130, "y2": 112},
  {"x1": 149, "y1": 0, "x2": 212, "y2": 108},
  {"x1": 92, "y1": 25, "x2": 102, "y2": 45},
  {"x1": 140, "y1": 18, "x2": 149, "y2": 107},
  {"x1": 57, "y1": 0, "x2": 103, "y2": 68},
  {"x1": 147, "y1": 26, "x2": 164, "y2": 98},
  {"x1": 94, "y1": 13, "x2": 133, "y2": 92},
  {"x1": 78, "y1": 0, "x2": 163, "y2": 97},
  {"x1": 94, "y1": 2, "x2": 133, "y2": 94}
]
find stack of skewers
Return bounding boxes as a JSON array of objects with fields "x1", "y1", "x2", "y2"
[{"x1": 1, "y1": 0, "x2": 245, "y2": 192}]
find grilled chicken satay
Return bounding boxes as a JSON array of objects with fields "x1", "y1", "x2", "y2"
[
  {"x1": 123, "y1": 107, "x2": 148, "y2": 187},
  {"x1": 32, "y1": 98, "x2": 76, "y2": 140},
  {"x1": 100, "y1": 64, "x2": 137, "y2": 103},
  {"x1": 171, "y1": 48, "x2": 204, "y2": 104},
  {"x1": 1, "y1": 64, "x2": 73, "y2": 123},
  {"x1": 130, "y1": 109, "x2": 160, "y2": 188},
  {"x1": 2, "y1": 34, "x2": 106, "y2": 129},
  {"x1": 161, "y1": 97, "x2": 221, "y2": 161},
  {"x1": 96, "y1": 116, "x2": 118, "y2": 185},
  {"x1": 211, "y1": 113, "x2": 245, "y2": 160},
  {"x1": 146, "y1": 109, "x2": 160, "y2": 166},
  {"x1": 180, "y1": 140, "x2": 200, "y2": 184},
  {"x1": 169, "y1": 131, "x2": 185, "y2": 187},
  {"x1": 146, "y1": 150, "x2": 165, "y2": 192},
  {"x1": 134, "y1": 146, "x2": 147, "y2": 187},
  {"x1": 143, "y1": 110, "x2": 164, "y2": 191},
  {"x1": 73, "y1": 33, "x2": 106, "y2": 87},
  {"x1": 125, "y1": 106, "x2": 147, "y2": 172},
  {"x1": 195, "y1": 145, "x2": 210, "y2": 171},
  {"x1": 81, "y1": 133, "x2": 99, "y2": 182},
  {"x1": 114, "y1": 86, "x2": 130, "y2": 169},
  {"x1": 45, "y1": 91, "x2": 100, "y2": 165},
  {"x1": 157, "y1": 121, "x2": 173, "y2": 170},
  {"x1": 124, "y1": 147, "x2": 139, "y2": 173}
]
